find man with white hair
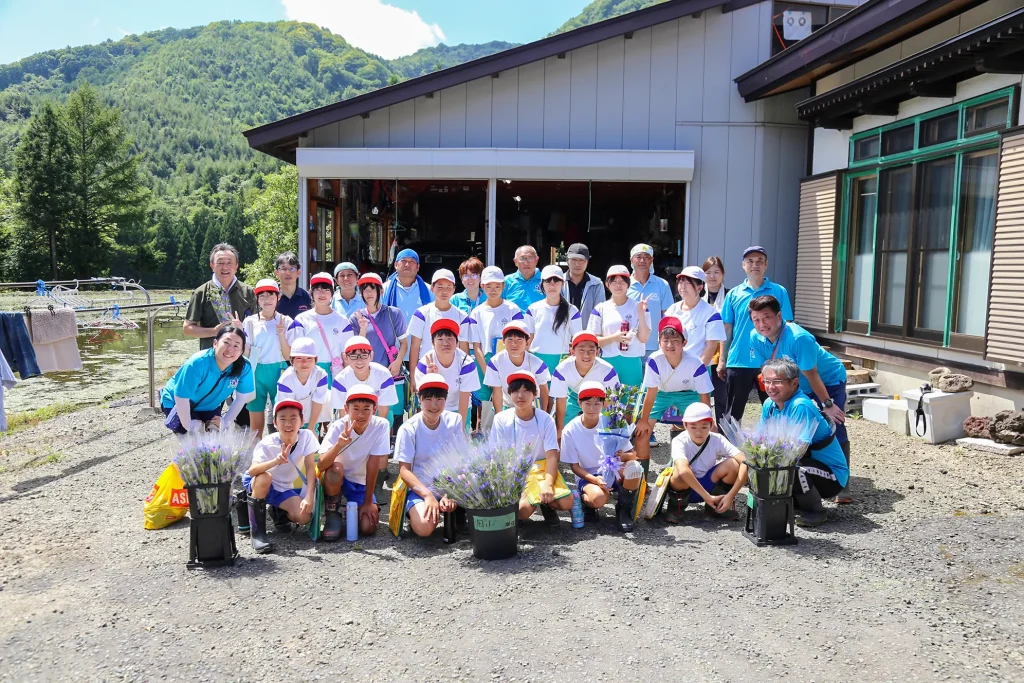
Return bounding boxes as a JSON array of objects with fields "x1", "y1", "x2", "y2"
[
  {"x1": 627, "y1": 243, "x2": 674, "y2": 362},
  {"x1": 502, "y1": 245, "x2": 544, "y2": 313}
]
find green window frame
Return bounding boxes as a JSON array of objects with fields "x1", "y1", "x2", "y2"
[{"x1": 834, "y1": 86, "x2": 1017, "y2": 352}]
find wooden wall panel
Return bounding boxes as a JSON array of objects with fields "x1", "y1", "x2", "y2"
[
  {"x1": 986, "y1": 131, "x2": 1024, "y2": 366},
  {"x1": 793, "y1": 174, "x2": 839, "y2": 332}
]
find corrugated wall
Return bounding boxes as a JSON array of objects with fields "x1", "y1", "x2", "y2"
[
  {"x1": 986, "y1": 129, "x2": 1024, "y2": 368},
  {"x1": 793, "y1": 174, "x2": 839, "y2": 332}
]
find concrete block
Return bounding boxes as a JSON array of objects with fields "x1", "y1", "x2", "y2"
[
  {"x1": 888, "y1": 401, "x2": 909, "y2": 436},
  {"x1": 847, "y1": 382, "x2": 882, "y2": 397},
  {"x1": 904, "y1": 388, "x2": 972, "y2": 444},
  {"x1": 955, "y1": 437, "x2": 1024, "y2": 456},
  {"x1": 862, "y1": 398, "x2": 893, "y2": 424}
]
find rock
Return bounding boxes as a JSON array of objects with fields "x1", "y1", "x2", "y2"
[
  {"x1": 937, "y1": 374, "x2": 973, "y2": 393},
  {"x1": 992, "y1": 410, "x2": 1024, "y2": 446},
  {"x1": 846, "y1": 369, "x2": 872, "y2": 385},
  {"x1": 928, "y1": 367, "x2": 952, "y2": 383},
  {"x1": 955, "y1": 437, "x2": 1024, "y2": 456},
  {"x1": 962, "y1": 416, "x2": 992, "y2": 439}
]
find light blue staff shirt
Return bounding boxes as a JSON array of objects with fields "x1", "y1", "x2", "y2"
[
  {"x1": 761, "y1": 394, "x2": 848, "y2": 487},
  {"x1": 750, "y1": 322, "x2": 847, "y2": 396},
  {"x1": 721, "y1": 277, "x2": 793, "y2": 369},
  {"x1": 160, "y1": 348, "x2": 255, "y2": 411},
  {"x1": 331, "y1": 290, "x2": 364, "y2": 318},
  {"x1": 628, "y1": 273, "x2": 675, "y2": 353},
  {"x1": 502, "y1": 270, "x2": 544, "y2": 313}
]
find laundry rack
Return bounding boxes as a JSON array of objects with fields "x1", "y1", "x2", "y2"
[{"x1": 1, "y1": 276, "x2": 183, "y2": 410}]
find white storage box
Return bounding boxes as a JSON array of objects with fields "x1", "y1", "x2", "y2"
[
  {"x1": 861, "y1": 398, "x2": 894, "y2": 425},
  {"x1": 903, "y1": 388, "x2": 973, "y2": 444}
]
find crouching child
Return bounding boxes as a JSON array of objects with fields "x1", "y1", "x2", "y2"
[
  {"x1": 317, "y1": 384, "x2": 391, "y2": 540},
  {"x1": 242, "y1": 400, "x2": 319, "y2": 554},
  {"x1": 560, "y1": 381, "x2": 644, "y2": 532},
  {"x1": 663, "y1": 402, "x2": 747, "y2": 523}
]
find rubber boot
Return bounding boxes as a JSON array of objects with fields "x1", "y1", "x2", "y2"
[
  {"x1": 322, "y1": 494, "x2": 344, "y2": 541},
  {"x1": 663, "y1": 488, "x2": 687, "y2": 525},
  {"x1": 269, "y1": 505, "x2": 292, "y2": 532},
  {"x1": 583, "y1": 505, "x2": 600, "y2": 523},
  {"x1": 835, "y1": 441, "x2": 853, "y2": 503},
  {"x1": 235, "y1": 489, "x2": 250, "y2": 535},
  {"x1": 540, "y1": 504, "x2": 561, "y2": 528},
  {"x1": 248, "y1": 497, "x2": 273, "y2": 554},
  {"x1": 455, "y1": 506, "x2": 470, "y2": 533},
  {"x1": 616, "y1": 487, "x2": 637, "y2": 532},
  {"x1": 373, "y1": 466, "x2": 388, "y2": 504},
  {"x1": 793, "y1": 485, "x2": 827, "y2": 527}
]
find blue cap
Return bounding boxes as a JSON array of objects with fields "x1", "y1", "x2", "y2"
[
  {"x1": 395, "y1": 248, "x2": 419, "y2": 264},
  {"x1": 333, "y1": 262, "x2": 358, "y2": 276},
  {"x1": 742, "y1": 246, "x2": 767, "y2": 259}
]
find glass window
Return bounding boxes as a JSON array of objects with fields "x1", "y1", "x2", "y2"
[
  {"x1": 882, "y1": 125, "x2": 915, "y2": 156},
  {"x1": 853, "y1": 135, "x2": 879, "y2": 161},
  {"x1": 911, "y1": 158, "x2": 955, "y2": 337},
  {"x1": 965, "y1": 98, "x2": 1009, "y2": 135},
  {"x1": 875, "y1": 167, "x2": 913, "y2": 328},
  {"x1": 846, "y1": 175, "x2": 877, "y2": 322},
  {"x1": 919, "y1": 112, "x2": 958, "y2": 148},
  {"x1": 955, "y1": 150, "x2": 998, "y2": 336}
]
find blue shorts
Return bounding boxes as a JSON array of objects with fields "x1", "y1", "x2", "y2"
[
  {"x1": 687, "y1": 470, "x2": 718, "y2": 503},
  {"x1": 242, "y1": 473, "x2": 300, "y2": 508},
  {"x1": 342, "y1": 478, "x2": 377, "y2": 506},
  {"x1": 405, "y1": 490, "x2": 426, "y2": 512},
  {"x1": 576, "y1": 474, "x2": 619, "y2": 495}
]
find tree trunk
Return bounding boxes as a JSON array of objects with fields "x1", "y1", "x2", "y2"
[{"x1": 49, "y1": 225, "x2": 58, "y2": 279}]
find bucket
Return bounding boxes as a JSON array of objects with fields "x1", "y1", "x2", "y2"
[
  {"x1": 466, "y1": 504, "x2": 518, "y2": 560},
  {"x1": 742, "y1": 464, "x2": 797, "y2": 547},
  {"x1": 185, "y1": 483, "x2": 237, "y2": 568}
]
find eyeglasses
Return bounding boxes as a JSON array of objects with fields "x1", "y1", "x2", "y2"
[
  {"x1": 462, "y1": 272, "x2": 480, "y2": 279},
  {"x1": 515, "y1": 255, "x2": 538, "y2": 263},
  {"x1": 762, "y1": 379, "x2": 790, "y2": 387},
  {"x1": 275, "y1": 266, "x2": 298, "y2": 273},
  {"x1": 346, "y1": 351, "x2": 370, "y2": 360}
]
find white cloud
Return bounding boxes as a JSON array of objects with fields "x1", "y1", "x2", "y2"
[{"x1": 281, "y1": 0, "x2": 445, "y2": 59}]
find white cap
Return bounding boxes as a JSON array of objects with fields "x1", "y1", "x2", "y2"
[
  {"x1": 358, "y1": 272, "x2": 383, "y2": 287},
  {"x1": 344, "y1": 336, "x2": 373, "y2": 354},
  {"x1": 540, "y1": 264, "x2": 565, "y2": 281},
  {"x1": 606, "y1": 264, "x2": 630, "y2": 279},
  {"x1": 481, "y1": 266, "x2": 505, "y2": 285},
  {"x1": 289, "y1": 337, "x2": 318, "y2": 358},
  {"x1": 678, "y1": 266, "x2": 707, "y2": 283},
  {"x1": 254, "y1": 278, "x2": 280, "y2": 296},
  {"x1": 630, "y1": 244, "x2": 654, "y2": 258},
  {"x1": 431, "y1": 268, "x2": 456, "y2": 285},
  {"x1": 417, "y1": 373, "x2": 449, "y2": 392},
  {"x1": 577, "y1": 380, "x2": 607, "y2": 401},
  {"x1": 682, "y1": 403, "x2": 714, "y2": 423}
]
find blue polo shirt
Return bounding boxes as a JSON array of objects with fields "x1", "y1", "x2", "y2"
[
  {"x1": 451, "y1": 290, "x2": 485, "y2": 315},
  {"x1": 750, "y1": 322, "x2": 847, "y2": 396},
  {"x1": 502, "y1": 270, "x2": 544, "y2": 313},
  {"x1": 721, "y1": 277, "x2": 793, "y2": 368},
  {"x1": 331, "y1": 290, "x2": 364, "y2": 318},
  {"x1": 761, "y1": 394, "x2": 848, "y2": 486},
  {"x1": 276, "y1": 287, "x2": 312, "y2": 319},
  {"x1": 628, "y1": 273, "x2": 675, "y2": 353},
  {"x1": 160, "y1": 349, "x2": 255, "y2": 412}
]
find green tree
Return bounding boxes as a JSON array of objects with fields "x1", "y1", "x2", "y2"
[
  {"x1": 62, "y1": 84, "x2": 147, "y2": 277},
  {"x1": 13, "y1": 101, "x2": 73, "y2": 279},
  {"x1": 243, "y1": 166, "x2": 297, "y2": 281},
  {"x1": 0, "y1": 169, "x2": 20, "y2": 279}
]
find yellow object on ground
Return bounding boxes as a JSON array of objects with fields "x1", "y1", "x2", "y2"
[
  {"x1": 524, "y1": 461, "x2": 571, "y2": 505},
  {"x1": 143, "y1": 463, "x2": 189, "y2": 530}
]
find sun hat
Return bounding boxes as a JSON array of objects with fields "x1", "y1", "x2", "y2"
[
  {"x1": 506, "y1": 369, "x2": 538, "y2": 388},
  {"x1": 577, "y1": 381, "x2": 607, "y2": 401},
  {"x1": 481, "y1": 266, "x2": 505, "y2": 285},
  {"x1": 289, "y1": 337, "x2": 318, "y2": 358},
  {"x1": 417, "y1": 373, "x2": 449, "y2": 392},
  {"x1": 344, "y1": 336, "x2": 373, "y2": 354},
  {"x1": 742, "y1": 246, "x2": 768, "y2": 259},
  {"x1": 540, "y1": 264, "x2": 565, "y2": 281},
  {"x1": 345, "y1": 383, "x2": 378, "y2": 404},
  {"x1": 309, "y1": 272, "x2": 334, "y2": 288},
  {"x1": 606, "y1": 265, "x2": 630, "y2": 279},
  {"x1": 358, "y1": 272, "x2": 383, "y2": 287},
  {"x1": 570, "y1": 331, "x2": 599, "y2": 348},
  {"x1": 430, "y1": 318, "x2": 460, "y2": 338},
  {"x1": 333, "y1": 262, "x2": 358, "y2": 277},
  {"x1": 273, "y1": 399, "x2": 304, "y2": 417},
  {"x1": 431, "y1": 268, "x2": 456, "y2": 285},
  {"x1": 676, "y1": 266, "x2": 707, "y2": 283},
  {"x1": 254, "y1": 278, "x2": 280, "y2": 296},
  {"x1": 501, "y1": 320, "x2": 530, "y2": 337},
  {"x1": 658, "y1": 316, "x2": 684, "y2": 336},
  {"x1": 682, "y1": 403, "x2": 714, "y2": 423},
  {"x1": 630, "y1": 244, "x2": 654, "y2": 258}
]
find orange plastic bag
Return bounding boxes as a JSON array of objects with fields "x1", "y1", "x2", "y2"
[{"x1": 143, "y1": 463, "x2": 190, "y2": 530}]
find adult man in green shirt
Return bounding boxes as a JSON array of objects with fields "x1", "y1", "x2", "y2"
[{"x1": 183, "y1": 243, "x2": 257, "y2": 350}]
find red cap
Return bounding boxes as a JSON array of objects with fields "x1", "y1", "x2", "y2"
[
  {"x1": 358, "y1": 272, "x2": 383, "y2": 287},
  {"x1": 577, "y1": 381, "x2": 607, "y2": 401},
  {"x1": 344, "y1": 336, "x2": 373, "y2": 354},
  {"x1": 570, "y1": 331, "x2": 599, "y2": 348},
  {"x1": 273, "y1": 400, "x2": 304, "y2": 417},
  {"x1": 502, "y1": 320, "x2": 529, "y2": 337},
  {"x1": 430, "y1": 318, "x2": 460, "y2": 337},
  {"x1": 309, "y1": 272, "x2": 334, "y2": 288},
  {"x1": 417, "y1": 373, "x2": 449, "y2": 392},
  {"x1": 506, "y1": 370, "x2": 538, "y2": 389},
  {"x1": 658, "y1": 316, "x2": 684, "y2": 336},
  {"x1": 345, "y1": 383, "x2": 378, "y2": 405}
]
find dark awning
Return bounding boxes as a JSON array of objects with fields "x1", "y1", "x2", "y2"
[{"x1": 799, "y1": 7, "x2": 1024, "y2": 129}]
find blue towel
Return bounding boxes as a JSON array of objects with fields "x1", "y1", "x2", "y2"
[{"x1": 0, "y1": 313, "x2": 41, "y2": 379}]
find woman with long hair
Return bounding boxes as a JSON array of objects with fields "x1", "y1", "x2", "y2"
[
  {"x1": 524, "y1": 265, "x2": 583, "y2": 381},
  {"x1": 587, "y1": 265, "x2": 651, "y2": 387}
]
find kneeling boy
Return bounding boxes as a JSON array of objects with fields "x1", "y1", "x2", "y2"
[
  {"x1": 395, "y1": 373, "x2": 469, "y2": 537},
  {"x1": 317, "y1": 384, "x2": 391, "y2": 540},
  {"x1": 560, "y1": 381, "x2": 644, "y2": 532},
  {"x1": 664, "y1": 402, "x2": 746, "y2": 523},
  {"x1": 243, "y1": 400, "x2": 319, "y2": 554}
]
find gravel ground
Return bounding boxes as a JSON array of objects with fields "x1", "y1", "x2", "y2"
[{"x1": 0, "y1": 401, "x2": 1022, "y2": 682}]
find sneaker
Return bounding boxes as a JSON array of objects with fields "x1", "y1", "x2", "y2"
[
  {"x1": 583, "y1": 506, "x2": 600, "y2": 523},
  {"x1": 649, "y1": 433, "x2": 658, "y2": 445},
  {"x1": 795, "y1": 508, "x2": 827, "y2": 527},
  {"x1": 540, "y1": 504, "x2": 560, "y2": 527}
]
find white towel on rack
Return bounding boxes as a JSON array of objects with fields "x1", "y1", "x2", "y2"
[{"x1": 27, "y1": 310, "x2": 82, "y2": 374}]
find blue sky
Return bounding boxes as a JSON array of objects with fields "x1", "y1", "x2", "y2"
[{"x1": 0, "y1": 0, "x2": 593, "y2": 64}]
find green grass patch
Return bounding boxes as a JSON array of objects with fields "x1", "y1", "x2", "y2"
[{"x1": 5, "y1": 401, "x2": 80, "y2": 434}]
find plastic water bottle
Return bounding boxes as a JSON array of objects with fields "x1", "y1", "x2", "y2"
[
  {"x1": 346, "y1": 501, "x2": 358, "y2": 541},
  {"x1": 619, "y1": 320, "x2": 631, "y2": 352},
  {"x1": 570, "y1": 489, "x2": 585, "y2": 529}
]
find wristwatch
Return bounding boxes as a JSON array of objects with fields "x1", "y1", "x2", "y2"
[{"x1": 822, "y1": 398, "x2": 835, "y2": 409}]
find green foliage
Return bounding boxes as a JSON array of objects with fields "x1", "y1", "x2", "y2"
[
  {"x1": 553, "y1": 0, "x2": 664, "y2": 34},
  {"x1": 243, "y1": 166, "x2": 298, "y2": 282}
]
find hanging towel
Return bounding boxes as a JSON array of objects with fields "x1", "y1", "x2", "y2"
[
  {"x1": 0, "y1": 349, "x2": 16, "y2": 432},
  {"x1": 28, "y1": 309, "x2": 82, "y2": 374},
  {"x1": 0, "y1": 313, "x2": 41, "y2": 379}
]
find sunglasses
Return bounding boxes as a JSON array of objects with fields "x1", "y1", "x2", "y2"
[{"x1": 543, "y1": 277, "x2": 563, "y2": 285}]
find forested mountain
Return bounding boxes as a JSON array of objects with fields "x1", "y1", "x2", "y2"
[{"x1": 554, "y1": 0, "x2": 665, "y2": 33}]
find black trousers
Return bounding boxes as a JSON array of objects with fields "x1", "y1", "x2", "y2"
[
  {"x1": 710, "y1": 363, "x2": 729, "y2": 422},
  {"x1": 725, "y1": 367, "x2": 767, "y2": 422}
]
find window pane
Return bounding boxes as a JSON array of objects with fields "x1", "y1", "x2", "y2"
[
  {"x1": 848, "y1": 176, "x2": 877, "y2": 322},
  {"x1": 913, "y1": 158, "x2": 955, "y2": 334},
  {"x1": 919, "y1": 112, "x2": 958, "y2": 148},
  {"x1": 966, "y1": 98, "x2": 1009, "y2": 134},
  {"x1": 956, "y1": 151, "x2": 998, "y2": 336},
  {"x1": 882, "y1": 125, "x2": 915, "y2": 155},
  {"x1": 853, "y1": 135, "x2": 879, "y2": 161},
  {"x1": 877, "y1": 167, "x2": 913, "y2": 326}
]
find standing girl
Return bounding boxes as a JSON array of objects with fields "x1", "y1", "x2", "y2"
[
  {"x1": 451, "y1": 257, "x2": 486, "y2": 315},
  {"x1": 702, "y1": 256, "x2": 730, "y2": 422},
  {"x1": 587, "y1": 265, "x2": 651, "y2": 387},
  {"x1": 350, "y1": 272, "x2": 409, "y2": 425},
  {"x1": 550, "y1": 331, "x2": 619, "y2": 439},
  {"x1": 666, "y1": 266, "x2": 726, "y2": 367},
  {"x1": 243, "y1": 279, "x2": 293, "y2": 437},
  {"x1": 288, "y1": 272, "x2": 354, "y2": 385},
  {"x1": 524, "y1": 264, "x2": 582, "y2": 381}
]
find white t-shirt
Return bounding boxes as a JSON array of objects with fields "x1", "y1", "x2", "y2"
[
  {"x1": 524, "y1": 301, "x2": 583, "y2": 355},
  {"x1": 243, "y1": 313, "x2": 292, "y2": 365},
  {"x1": 670, "y1": 431, "x2": 743, "y2": 478},
  {"x1": 414, "y1": 349, "x2": 480, "y2": 412},
  {"x1": 318, "y1": 415, "x2": 392, "y2": 485},
  {"x1": 488, "y1": 408, "x2": 558, "y2": 463},
  {"x1": 330, "y1": 362, "x2": 398, "y2": 411},
  {"x1": 394, "y1": 411, "x2": 468, "y2": 485},
  {"x1": 406, "y1": 303, "x2": 470, "y2": 360},
  {"x1": 549, "y1": 357, "x2": 619, "y2": 399},
  {"x1": 484, "y1": 351, "x2": 552, "y2": 408},
  {"x1": 465, "y1": 300, "x2": 524, "y2": 355},
  {"x1": 277, "y1": 365, "x2": 331, "y2": 424},
  {"x1": 642, "y1": 350, "x2": 714, "y2": 395},
  {"x1": 288, "y1": 310, "x2": 354, "y2": 365},
  {"x1": 664, "y1": 299, "x2": 726, "y2": 358},
  {"x1": 250, "y1": 429, "x2": 320, "y2": 493},
  {"x1": 559, "y1": 416, "x2": 607, "y2": 475},
  {"x1": 587, "y1": 299, "x2": 651, "y2": 358}
]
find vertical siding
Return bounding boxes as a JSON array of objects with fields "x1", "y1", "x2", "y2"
[
  {"x1": 725, "y1": 126, "x2": 756, "y2": 251},
  {"x1": 543, "y1": 55, "x2": 572, "y2": 148},
  {"x1": 595, "y1": 37, "x2": 625, "y2": 149},
  {"x1": 389, "y1": 100, "x2": 415, "y2": 147},
  {"x1": 697, "y1": 126, "x2": 729, "y2": 261},
  {"x1": 568, "y1": 44, "x2": 598, "y2": 149},
  {"x1": 517, "y1": 60, "x2": 546, "y2": 148},
  {"x1": 465, "y1": 77, "x2": 492, "y2": 146},
  {"x1": 414, "y1": 95, "x2": 441, "y2": 148},
  {"x1": 728, "y1": 4, "x2": 761, "y2": 124},
  {"x1": 491, "y1": 68, "x2": 519, "y2": 147},
  {"x1": 986, "y1": 130, "x2": 1024, "y2": 367},
  {"x1": 701, "y1": 11, "x2": 732, "y2": 122},
  {"x1": 675, "y1": 13, "x2": 705, "y2": 123},
  {"x1": 363, "y1": 108, "x2": 390, "y2": 147},
  {"x1": 439, "y1": 83, "x2": 467, "y2": 147},
  {"x1": 774, "y1": 127, "x2": 806, "y2": 290},
  {"x1": 622, "y1": 27, "x2": 652, "y2": 150},
  {"x1": 338, "y1": 116, "x2": 363, "y2": 147},
  {"x1": 648, "y1": 20, "x2": 678, "y2": 150},
  {"x1": 793, "y1": 174, "x2": 839, "y2": 332}
]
